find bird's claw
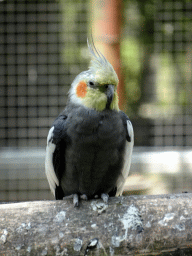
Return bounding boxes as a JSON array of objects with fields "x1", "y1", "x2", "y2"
[
  {"x1": 80, "y1": 194, "x2": 88, "y2": 200},
  {"x1": 101, "y1": 193, "x2": 109, "y2": 204},
  {"x1": 73, "y1": 194, "x2": 79, "y2": 207},
  {"x1": 73, "y1": 193, "x2": 108, "y2": 206}
]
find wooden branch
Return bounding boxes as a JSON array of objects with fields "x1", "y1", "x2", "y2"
[{"x1": 0, "y1": 193, "x2": 192, "y2": 255}]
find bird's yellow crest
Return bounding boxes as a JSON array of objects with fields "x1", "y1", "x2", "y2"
[
  {"x1": 69, "y1": 36, "x2": 119, "y2": 112},
  {"x1": 87, "y1": 36, "x2": 119, "y2": 87}
]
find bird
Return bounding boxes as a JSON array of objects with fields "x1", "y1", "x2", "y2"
[{"x1": 45, "y1": 36, "x2": 134, "y2": 207}]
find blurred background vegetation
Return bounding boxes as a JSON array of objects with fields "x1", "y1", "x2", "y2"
[
  {"x1": 59, "y1": 0, "x2": 192, "y2": 146},
  {"x1": 122, "y1": 0, "x2": 191, "y2": 116},
  {"x1": 0, "y1": 0, "x2": 192, "y2": 201}
]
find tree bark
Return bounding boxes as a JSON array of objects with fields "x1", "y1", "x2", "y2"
[{"x1": 0, "y1": 193, "x2": 192, "y2": 255}]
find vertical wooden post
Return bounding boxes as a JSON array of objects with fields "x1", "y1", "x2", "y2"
[{"x1": 91, "y1": 0, "x2": 125, "y2": 110}]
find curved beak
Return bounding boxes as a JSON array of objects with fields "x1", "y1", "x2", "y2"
[{"x1": 105, "y1": 84, "x2": 115, "y2": 109}]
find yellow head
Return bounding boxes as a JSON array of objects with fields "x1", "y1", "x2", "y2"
[{"x1": 69, "y1": 37, "x2": 119, "y2": 112}]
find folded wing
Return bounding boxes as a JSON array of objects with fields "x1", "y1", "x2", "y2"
[
  {"x1": 116, "y1": 119, "x2": 134, "y2": 196},
  {"x1": 45, "y1": 115, "x2": 67, "y2": 198}
]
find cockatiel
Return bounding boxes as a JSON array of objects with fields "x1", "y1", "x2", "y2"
[{"x1": 45, "y1": 37, "x2": 134, "y2": 206}]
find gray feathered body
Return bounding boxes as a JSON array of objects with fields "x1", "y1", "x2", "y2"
[
  {"x1": 52, "y1": 103, "x2": 128, "y2": 198},
  {"x1": 45, "y1": 37, "x2": 134, "y2": 203}
]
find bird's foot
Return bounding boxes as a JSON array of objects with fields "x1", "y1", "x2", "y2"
[
  {"x1": 80, "y1": 194, "x2": 88, "y2": 200},
  {"x1": 73, "y1": 194, "x2": 79, "y2": 207},
  {"x1": 101, "y1": 193, "x2": 109, "y2": 204}
]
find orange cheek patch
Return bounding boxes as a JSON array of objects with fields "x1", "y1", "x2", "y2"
[{"x1": 76, "y1": 81, "x2": 87, "y2": 98}]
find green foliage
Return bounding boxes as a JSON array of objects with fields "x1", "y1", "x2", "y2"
[
  {"x1": 122, "y1": 0, "x2": 192, "y2": 117},
  {"x1": 121, "y1": 0, "x2": 156, "y2": 116},
  {"x1": 59, "y1": 0, "x2": 88, "y2": 72},
  {"x1": 121, "y1": 37, "x2": 142, "y2": 116}
]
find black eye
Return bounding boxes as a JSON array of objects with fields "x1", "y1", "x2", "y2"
[
  {"x1": 104, "y1": 84, "x2": 109, "y2": 89},
  {"x1": 88, "y1": 81, "x2": 95, "y2": 87}
]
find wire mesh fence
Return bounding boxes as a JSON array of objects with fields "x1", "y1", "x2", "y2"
[
  {"x1": 152, "y1": 1, "x2": 192, "y2": 146},
  {"x1": 0, "y1": 0, "x2": 192, "y2": 202},
  {"x1": 0, "y1": 0, "x2": 88, "y2": 148},
  {"x1": 0, "y1": 0, "x2": 88, "y2": 201},
  {"x1": 0, "y1": 148, "x2": 51, "y2": 201}
]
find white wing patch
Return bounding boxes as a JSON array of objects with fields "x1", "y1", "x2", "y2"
[
  {"x1": 45, "y1": 126, "x2": 59, "y2": 196},
  {"x1": 116, "y1": 120, "x2": 134, "y2": 196}
]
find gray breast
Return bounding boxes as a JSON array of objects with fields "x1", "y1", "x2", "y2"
[{"x1": 61, "y1": 107, "x2": 126, "y2": 196}]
